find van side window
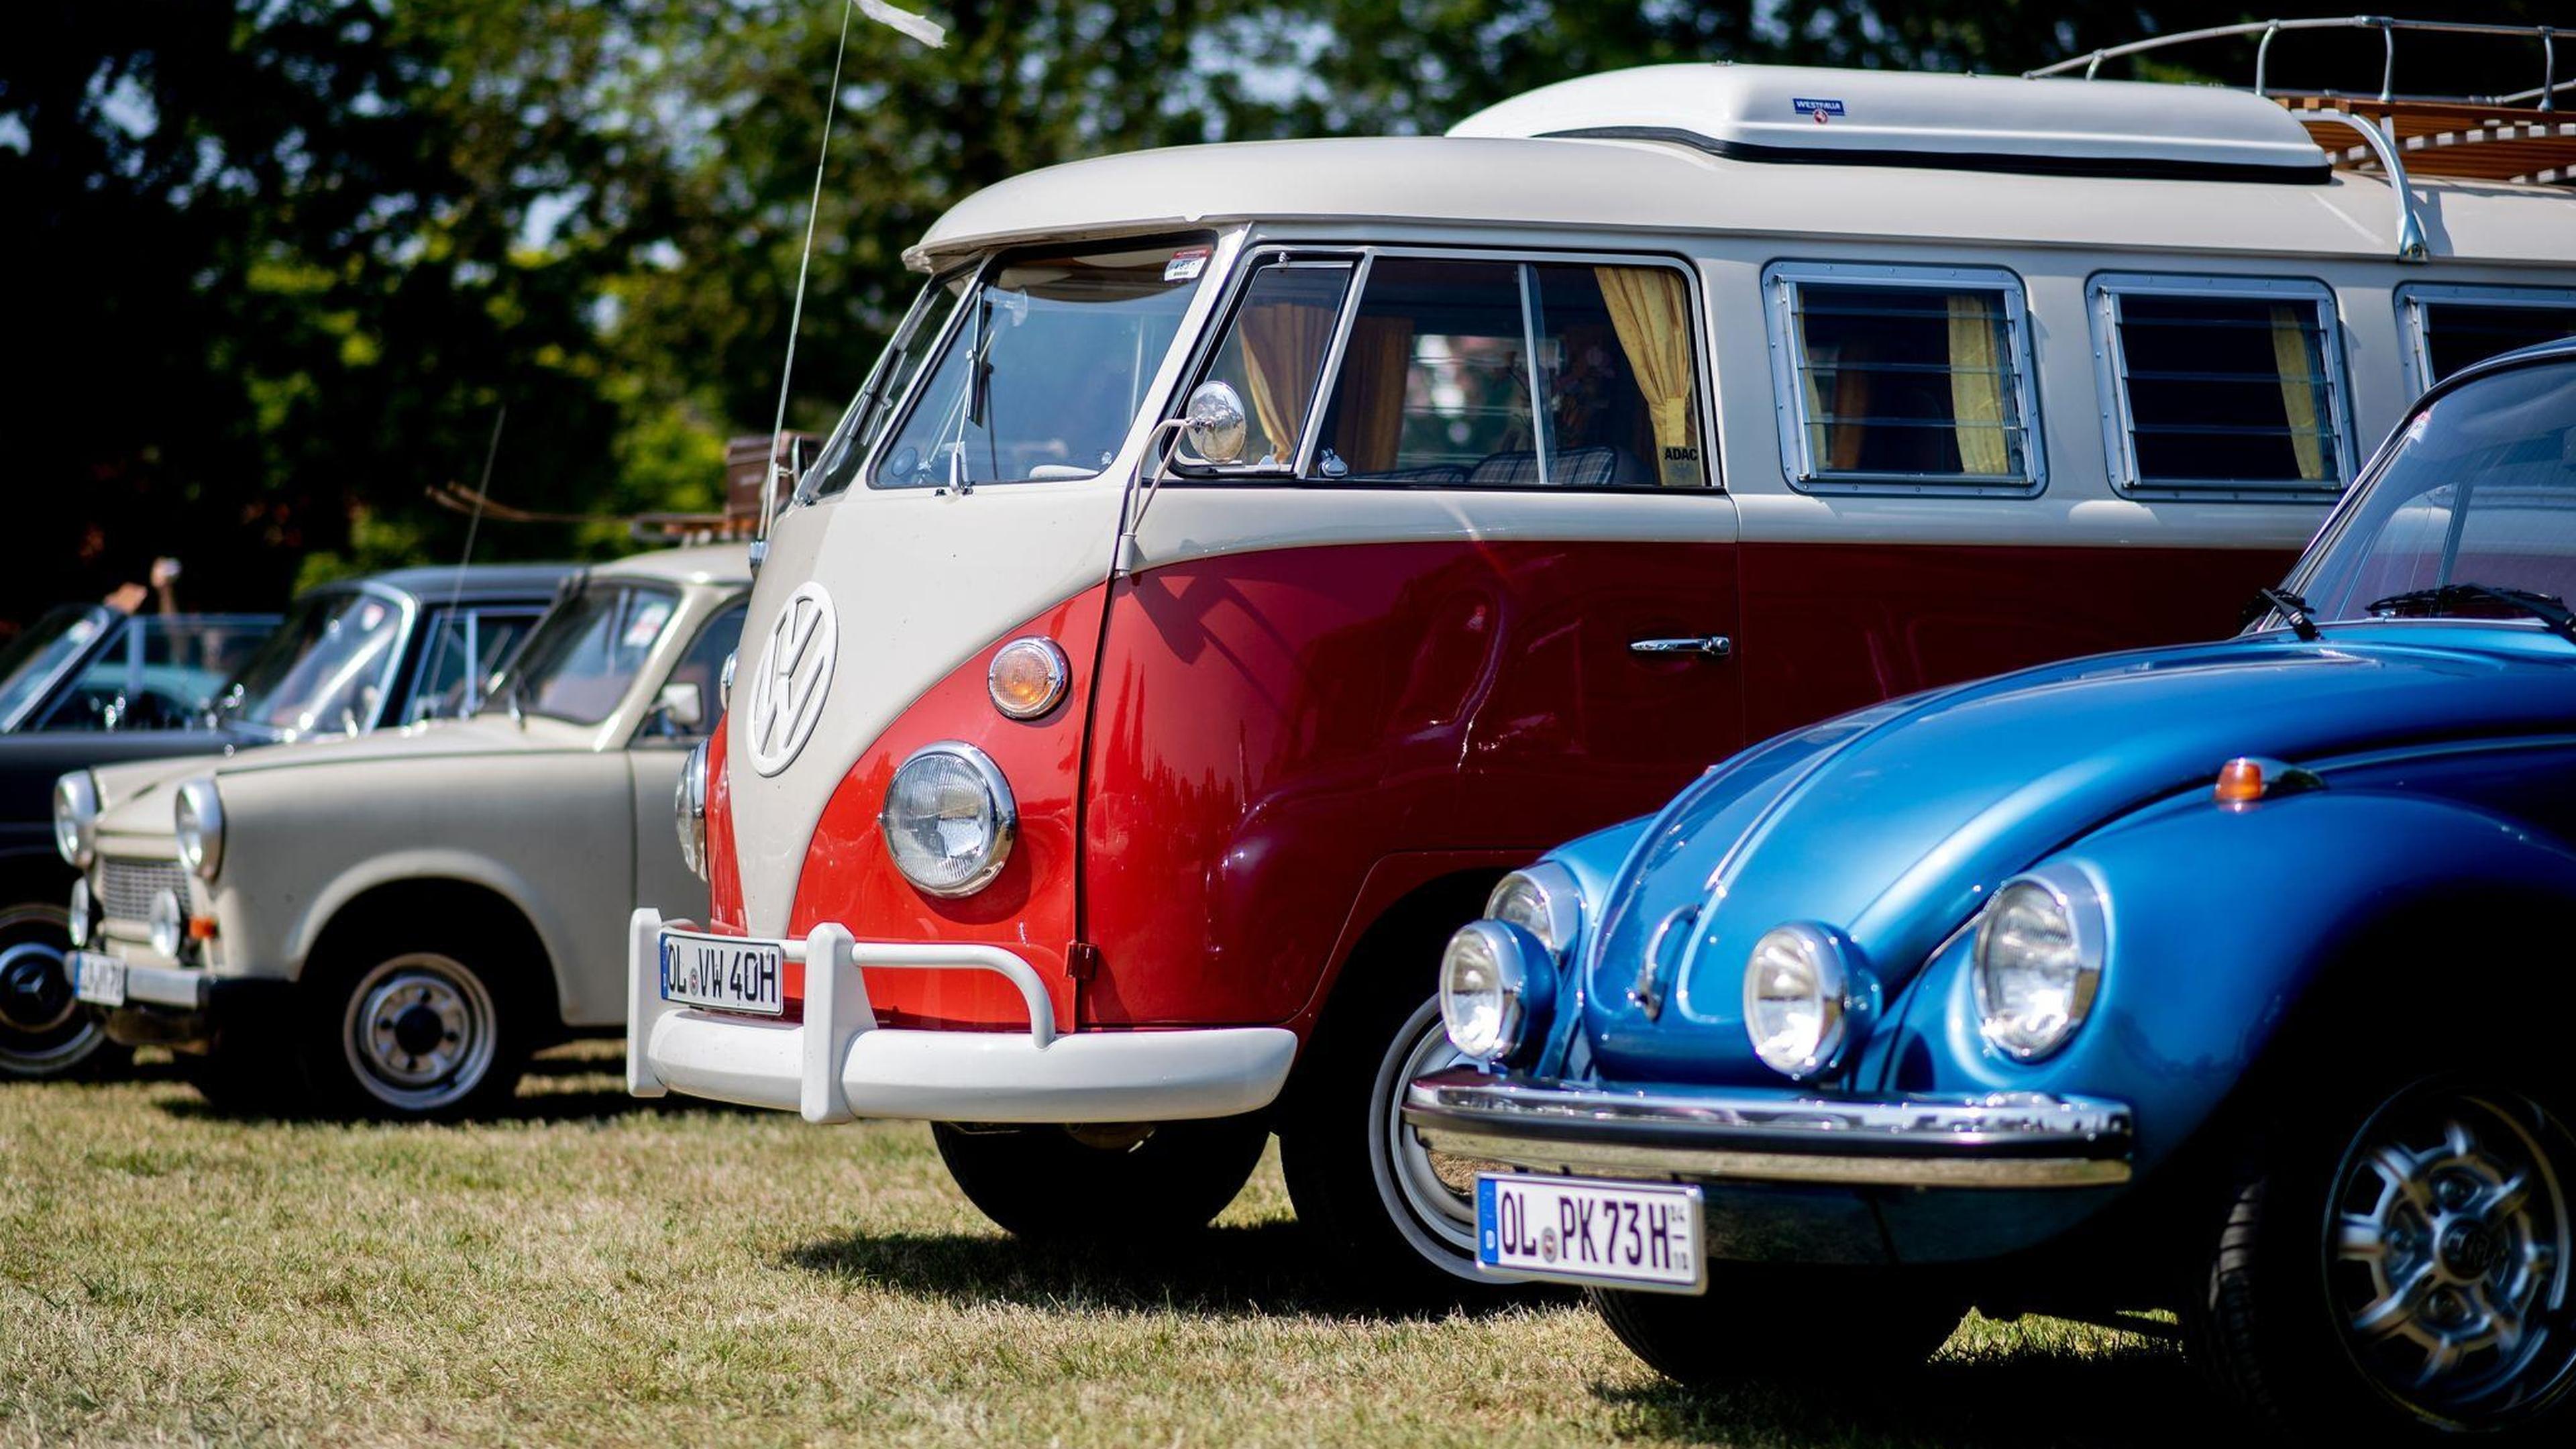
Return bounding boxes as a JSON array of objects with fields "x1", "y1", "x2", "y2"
[
  {"x1": 1242, "y1": 256, "x2": 1701, "y2": 489},
  {"x1": 1195, "y1": 258, "x2": 1358, "y2": 469},
  {"x1": 2088, "y1": 274, "x2": 2348, "y2": 498},
  {"x1": 2399, "y1": 284, "x2": 2576, "y2": 390},
  {"x1": 1764, "y1": 262, "x2": 2037, "y2": 494}
]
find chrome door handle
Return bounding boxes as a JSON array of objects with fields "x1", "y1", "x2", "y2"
[{"x1": 1630, "y1": 635, "x2": 1733, "y2": 660}]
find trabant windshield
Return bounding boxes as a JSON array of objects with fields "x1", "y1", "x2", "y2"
[
  {"x1": 2298, "y1": 357, "x2": 2576, "y2": 625},
  {"x1": 490, "y1": 580, "x2": 680, "y2": 727},
  {"x1": 0, "y1": 605, "x2": 113, "y2": 731},
  {"x1": 869, "y1": 237, "x2": 1212, "y2": 489},
  {"x1": 217, "y1": 590, "x2": 409, "y2": 739}
]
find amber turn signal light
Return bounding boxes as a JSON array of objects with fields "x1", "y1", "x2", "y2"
[
  {"x1": 987, "y1": 637, "x2": 1070, "y2": 720},
  {"x1": 2214, "y1": 757, "x2": 2266, "y2": 804},
  {"x1": 186, "y1": 915, "x2": 219, "y2": 941}
]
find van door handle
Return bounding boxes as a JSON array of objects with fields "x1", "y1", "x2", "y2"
[{"x1": 1630, "y1": 635, "x2": 1733, "y2": 660}]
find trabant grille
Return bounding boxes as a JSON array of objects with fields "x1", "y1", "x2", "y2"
[{"x1": 98, "y1": 857, "x2": 188, "y2": 922}]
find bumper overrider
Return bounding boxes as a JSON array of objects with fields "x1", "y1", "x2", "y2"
[
  {"x1": 1403, "y1": 1067, "x2": 2134, "y2": 1189},
  {"x1": 625, "y1": 910, "x2": 1299, "y2": 1124}
]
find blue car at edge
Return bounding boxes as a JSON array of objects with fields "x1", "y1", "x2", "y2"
[{"x1": 1406, "y1": 338, "x2": 2576, "y2": 1439}]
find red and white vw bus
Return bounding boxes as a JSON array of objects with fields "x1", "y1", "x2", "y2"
[{"x1": 629, "y1": 64, "x2": 2576, "y2": 1283}]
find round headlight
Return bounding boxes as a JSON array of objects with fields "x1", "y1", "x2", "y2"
[
  {"x1": 675, "y1": 739, "x2": 710, "y2": 881},
  {"x1": 1743, "y1": 922, "x2": 1876, "y2": 1080},
  {"x1": 67, "y1": 878, "x2": 92, "y2": 949},
  {"x1": 1974, "y1": 870, "x2": 2106, "y2": 1061},
  {"x1": 174, "y1": 778, "x2": 224, "y2": 881},
  {"x1": 719, "y1": 650, "x2": 738, "y2": 710},
  {"x1": 879, "y1": 743, "x2": 1016, "y2": 898},
  {"x1": 1485, "y1": 864, "x2": 1582, "y2": 961},
  {"x1": 53, "y1": 771, "x2": 99, "y2": 868},
  {"x1": 987, "y1": 637, "x2": 1069, "y2": 720},
  {"x1": 1440, "y1": 919, "x2": 1551, "y2": 1063},
  {"x1": 148, "y1": 890, "x2": 184, "y2": 960}
]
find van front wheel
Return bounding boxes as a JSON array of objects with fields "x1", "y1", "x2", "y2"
[{"x1": 930, "y1": 1117, "x2": 1269, "y2": 1242}]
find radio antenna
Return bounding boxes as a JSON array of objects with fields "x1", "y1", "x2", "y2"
[{"x1": 431, "y1": 402, "x2": 506, "y2": 715}]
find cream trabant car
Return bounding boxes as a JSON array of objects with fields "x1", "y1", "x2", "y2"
[{"x1": 63, "y1": 544, "x2": 749, "y2": 1118}]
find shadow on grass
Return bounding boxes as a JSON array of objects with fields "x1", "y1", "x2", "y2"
[{"x1": 782, "y1": 1224, "x2": 1568, "y2": 1323}]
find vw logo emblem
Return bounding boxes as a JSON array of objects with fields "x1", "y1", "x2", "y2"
[{"x1": 745, "y1": 582, "x2": 837, "y2": 777}]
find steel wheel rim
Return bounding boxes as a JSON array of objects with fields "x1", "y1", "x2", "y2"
[
  {"x1": 0, "y1": 904, "x2": 104, "y2": 1074},
  {"x1": 1373, "y1": 1001, "x2": 1483, "y2": 1267},
  {"x1": 2326, "y1": 1079, "x2": 2576, "y2": 1430},
  {"x1": 340, "y1": 953, "x2": 498, "y2": 1112}
]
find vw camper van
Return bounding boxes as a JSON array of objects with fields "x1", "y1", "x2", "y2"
[{"x1": 629, "y1": 62, "x2": 2576, "y2": 1284}]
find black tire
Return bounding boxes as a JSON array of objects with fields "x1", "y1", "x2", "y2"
[
  {"x1": 1280, "y1": 992, "x2": 1498, "y2": 1292},
  {"x1": 0, "y1": 902, "x2": 129, "y2": 1081},
  {"x1": 2184, "y1": 1068, "x2": 2576, "y2": 1440},
  {"x1": 932, "y1": 1116, "x2": 1270, "y2": 1242},
  {"x1": 1595, "y1": 1267, "x2": 1966, "y2": 1385},
  {"x1": 294, "y1": 938, "x2": 528, "y2": 1120}
]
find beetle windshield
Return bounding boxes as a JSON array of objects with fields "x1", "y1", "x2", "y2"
[
  {"x1": 490, "y1": 580, "x2": 680, "y2": 727},
  {"x1": 216, "y1": 591, "x2": 408, "y2": 739},
  {"x1": 870, "y1": 237, "x2": 1212, "y2": 489},
  {"x1": 2299, "y1": 356, "x2": 2576, "y2": 626},
  {"x1": 0, "y1": 605, "x2": 113, "y2": 731}
]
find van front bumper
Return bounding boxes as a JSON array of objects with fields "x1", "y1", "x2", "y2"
[
  {"x1": 1403, "y1": 1067, "x2": 2134, "y2": 1189},
  {"x1": 625, "y1": 910, "x2": 1297, "y2": 1125}
]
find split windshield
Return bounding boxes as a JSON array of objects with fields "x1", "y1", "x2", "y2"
[
  {"x1": 0, "y1": 605, "x2": 113, "y2": 731},
  {"x1": 216, "y1": 590, "x2": 408, "y2": 739},
  {"x1": 490, "y1": 580, "x2": 680, "y2": 727},
  {"x1": 2296, "y1": 357, "x2": 2576, "y2": 625}
]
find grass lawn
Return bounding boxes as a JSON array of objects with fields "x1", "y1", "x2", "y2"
[{"x1": 5, "y1": 1042, "x2": 2212, "y2": 1448}]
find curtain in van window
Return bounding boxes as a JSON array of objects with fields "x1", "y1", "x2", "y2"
[
  {"x1": 1331, "y1": 315, "x2": 1417, "y2": 472},
  {"x1": 1946, "y1": 295, "x2": 2010, "y2": 476},
  {"x1": 1239, "y1": 297, "x2": 1340, "y2": 462},
  {"x1": 2270, "y1": 305, "x2": 2328, "y2": 482},
  {"x1": 1595, "y1": 267, "x2": 1697, "y2": 488}
]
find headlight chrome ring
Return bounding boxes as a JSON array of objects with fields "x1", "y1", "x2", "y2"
[
  {"x1": 1973, "y1": 866, "x2": 2108, "y2": 1062},
  {"x1": 1743, "y1": 922, "x2": 1879, "y2": 1080},
  {"x1": 174, "y1": 778, "x2": 224, "y2": 881},
  {"x1": 1484, "y1": 863, "x2": 1583, "y2": 961},
  {"x1": 674, "y1": 739, "x2": 711, "y2": 881},
  {"x1": 1439, "y1": 919, "x2": 1554, "y2": 1063},
  {"x1": 878, "y1": 742, "x2": 1017, "y2": 898}
]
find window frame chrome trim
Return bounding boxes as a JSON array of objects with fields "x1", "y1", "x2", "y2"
[
  {"x1": 2086, "y1": 270, "x2": 2354, "y2": 504},
  {"x1": 2395, "y1": 281, "x2": 2576, "y2": 397},
  {"x1": 1760, "y1": 258, "x2": 2047, "y2": 499}
]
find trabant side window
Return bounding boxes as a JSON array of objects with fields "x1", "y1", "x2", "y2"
[
  {"x1": 1763, "y1": 262, "x2": 2038, "y2": 495},
  {"x1": 2088, "y1": 274, "x2": 2349, "y2": 499},
  {"x1": 873, "y1": 237, "x2": 1211, "y2": 490},
  {"x1": 804, "y1": 273, "x2": 969, "y2": 500},
  {"x1": 2400, "y1": 284, "x2": 2576, "y2": 392},
  {"x1": 493, "y1": 582, "x2": 681, "y2": 727},
  {"x1": 403, "y1": 606, "x2": 543, "y2": 724}
]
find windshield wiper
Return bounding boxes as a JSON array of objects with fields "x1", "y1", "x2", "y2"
[
  {"x1": 2365, "y1": 583, "x2": 2576, "y2": 646},
  {"x1": 2252, "y1": 587, "x2": 2321, "y2": 643},
  {"x1": 502, "y1": 675, "x2": 527, "y2": 729}
]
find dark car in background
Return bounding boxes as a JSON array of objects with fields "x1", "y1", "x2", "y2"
[
  {"x1": 2, "y1": 563, "x2": 572, "y2": 1080},
  {"x1": 0, "y1": 606, "x2": 277, "y2": 735}
]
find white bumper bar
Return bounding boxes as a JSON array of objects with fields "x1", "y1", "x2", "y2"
[{"x1": 625, "y1": 910, "x2": 1298, "y2": 1126}]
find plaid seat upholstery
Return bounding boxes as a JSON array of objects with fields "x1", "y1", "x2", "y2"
[
  {"x1": 1347, "y1": 464, "x2": 1469, "y2": 486},
  {"x1": 1464, "y1": 446, "x2": 1631, "y2": 488}
]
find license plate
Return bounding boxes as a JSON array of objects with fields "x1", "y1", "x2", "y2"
[
  {"x1": 70, "y1": 950, "x2": 126, "y2": 1008},
  {"x1": 657, "y1": 930, "x2": 785, "y2": 1017},
  {"x1": 1476, "y1": 1173, "x2": 1706, "y2": 1293}
]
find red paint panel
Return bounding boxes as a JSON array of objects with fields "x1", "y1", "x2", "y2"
[{"x1": 706, "y1": 715, "x2": 744, "y2": 934}]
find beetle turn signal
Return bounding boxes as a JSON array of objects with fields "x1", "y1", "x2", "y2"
[{"x1": 2214, "y1": 757, "x2": 2267, "y2": 805}]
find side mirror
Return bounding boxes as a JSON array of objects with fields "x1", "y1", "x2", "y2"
[
  {"x1": 655, "y1": 682, "x2": 705, "y2": 734},
  {"x1": 1182, "y1": 380, "x2": 1248, "y2": 466}
]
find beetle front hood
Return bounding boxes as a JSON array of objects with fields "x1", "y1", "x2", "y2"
[{"x1": 1582, "y1": 624, "x2": 2576, "y2": 1083}]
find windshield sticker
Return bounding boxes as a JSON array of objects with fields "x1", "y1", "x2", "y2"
[
  {"x1": 624, "y1": 601, "x2": 674, "y2": 649},
  {"x1": 1164, "y1": 248, "x2": 1211, "y2": 283},
  {"x1": 1792, "y1": 97, "x2": 1845, "y2": 123}
]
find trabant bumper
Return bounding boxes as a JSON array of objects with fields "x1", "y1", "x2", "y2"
[
  {"x1": 1403, "y1": 1067, "x2": 2133, "y2": 1190},
  {"x1": 625, "y1": 910, "x2": 1297, "y2": 1125}
]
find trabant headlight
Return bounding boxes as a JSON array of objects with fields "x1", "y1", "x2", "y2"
[
  {"x1": 148, "y1": 890, "x2": 184, "y2": 961},
  {"x1": 1743, "y1": 922, "x2": 1877, "y2": 1080},
  {"x1": 67, "y1": 878, "x2": 93, "y2": 949},
  {"x1": 675, "y1": 739, "x2": 710, "y2": 880},
  {"x1": 1974, "y1": 869, "x2": 2106, "y2": 1061},
  {"x1": 1484, "y1": 864, "x2": 1582, "y2": 961},
  {"x1": 879, "y1": 742, "x2": 1016, "y2": 897},
  {"x1": 174, "y1": 778, "x2": 224, "y2": 881},
  {"x1": 1439, "y1": 920, "x2": 1553, "y2": 1063},
  {"x1": 53, "y1": 771, "x2": 99, "y2": 868}
]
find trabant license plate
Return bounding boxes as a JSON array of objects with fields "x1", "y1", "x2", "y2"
[
  {"x1": 70, "y1": 950, "x2": 126, "y2": 1008},
  {"x1": 1476, "y1": 1173, "x2": 1705, "y2": 1293},
  {"x1": 657, "y1": 930, "x2": 785, "y2": 1017}
]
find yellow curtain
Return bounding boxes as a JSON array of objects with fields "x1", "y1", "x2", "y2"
[
  {"x1": 1238, "y1": 300, "x2": 1339, "y2": 464},
  {"x1": 1819, "y1": 358, "x2": 1872, "y2": 473},
  {"x1": 2270, "y1": 305, "x2": 2328, "y2": 482},
  {"x1": 1945, "y1": 294, "x2": 2010, "y2": 476},
  {"x1": 1328, "y1": 315, "x2": 1415, "y2": 474},
  {"x1": 1594, "y1": 267, "x2": 1699, "y2": 486}
]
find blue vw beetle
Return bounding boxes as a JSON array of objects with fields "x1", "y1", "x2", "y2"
[{"x1": 1407, "y1": 339, "x2": 2576, "y2": 1439}]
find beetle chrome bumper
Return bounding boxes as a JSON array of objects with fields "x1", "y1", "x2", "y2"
[
  {"x1": 625, "y1": 910, "x2": 1297, "y2": 1125},
  {"x1": 1404, "y1": 1067, "x2": 2133, "y2": 1189}
]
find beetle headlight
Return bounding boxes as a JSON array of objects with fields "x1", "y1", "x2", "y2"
[
  {"x1": 174, "y1": 778, "x2": 224, "y2": 881},
  {"x1": 675, "y1": 739, "x2": 710, "y2": 880},
  {"x1": 1484, "y1": 863, "x2": 1582, "y2": 961},
  {"x1": 1439, "y1": 920, "x2": 1553, "y2": 1063},
  {"x1": 53, "y1": 771, "x2": 99, "y2": 868},
  {"x1": 148, "y1": 890, "x2": 184, "y2": 961},
  {"x1": 1743, "y1": 922, "x2": 1877, "y2": 1079},
  {"x1": 1974, "y1": 869, "x2": 2106, "y2": 1061},
  {"x1": 879, "y1": 742, "x2": 1016, "y2": 897}
]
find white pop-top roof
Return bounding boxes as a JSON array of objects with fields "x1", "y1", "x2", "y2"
[{"x1": 1446, "y1": 63, "x2": 2328, "y2": 182}]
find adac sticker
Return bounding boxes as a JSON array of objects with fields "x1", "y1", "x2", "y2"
[
  {"x1": 1791, "y1": 97, "x2": 1846, "y2": 123},
  {"x1": 1164, "y1": 247, "x2": 1211, "y2": 282}
]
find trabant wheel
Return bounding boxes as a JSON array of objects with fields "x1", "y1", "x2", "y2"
[
  {"x1": 0, "y1": 902, "x2": 126, "y2": 1081},
  {"x1": 929, "y1": 1116, "x2": 1269, "y2": 1242},
  {"x1": 2189, "y1": 1073, "x2": 2576, "y2": 1438},
  {"x1": 301, "y1": 947, "x2": 526, "y2": 1120},
  {"x1": 1594, "y1": 1269, "x2": 1965, "y2": 1385}
]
